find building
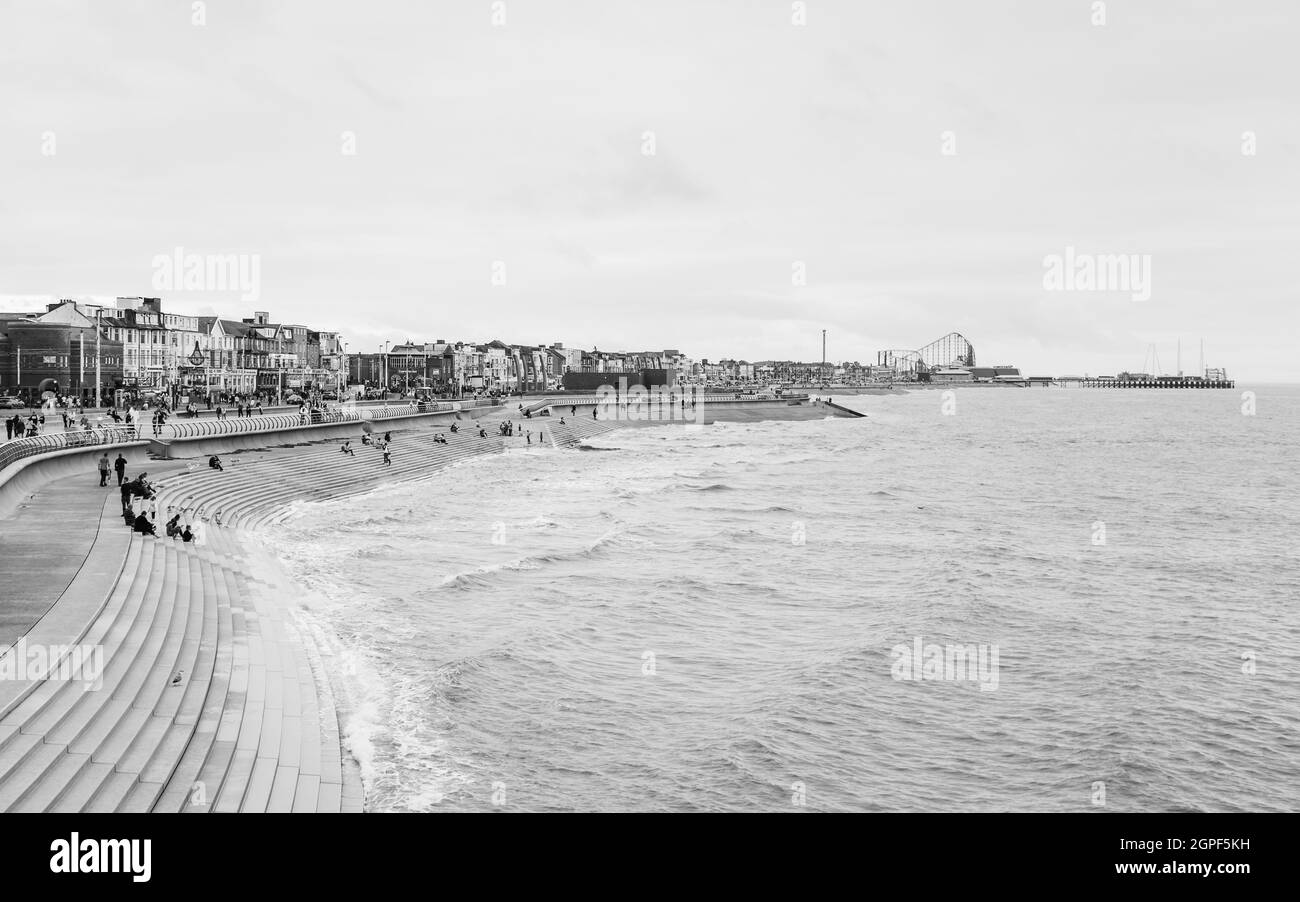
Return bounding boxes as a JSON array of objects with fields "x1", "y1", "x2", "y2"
[{"x1": 0, "y1": 303, "x2": 125, "y2": 402}]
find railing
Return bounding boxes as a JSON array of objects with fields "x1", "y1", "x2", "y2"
[
  {"x1": 155, "y1": 399, "x2": 491, "y2": 440},
  {"x1": 164, "y1": 414, "x2": 307, "y2": 439},
  {"x1": 0, "y1": 400, "x2": 506, "y2": 473},
  {"x1": 0, "y1": 426, "x2": 145, "y2": 475},
  {"x1": 527, "y1": 392, "x2": 805, "y2": 408}
]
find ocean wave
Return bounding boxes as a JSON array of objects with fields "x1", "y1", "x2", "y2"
[{"x1": 438, "y1": 529, "x2": 640, "y2": 588}]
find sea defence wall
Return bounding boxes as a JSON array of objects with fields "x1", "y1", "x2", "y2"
[
  {"x1": 146, "y1": 406, "x2": 491, "y2": 460},
  {"x1": 0, "y1": 442, "x2": 153, "y2": 519},
  {"x1": 529, "y1": 393, "x2": 861, "y2": 418},
  {"x1": 820, "y1": 400, "x2": 866, "y2": 418}
]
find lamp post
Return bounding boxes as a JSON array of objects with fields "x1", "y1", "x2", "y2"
[
  {"x1": 94, "y1": 307, "x2": 102, "y2": 409},
  {"x1": 381, "y1": 341, "x2": 389, "y2": 397},
  {"x1": 821, "y1": 329, "x2": 827, "y2": 387}
]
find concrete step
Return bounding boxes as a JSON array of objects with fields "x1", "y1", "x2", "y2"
[
  {"x1": 0, "y1": 531, "x2": 144, "y2": 728},
  {"x1": 154, "y1": 555, "x2": 234, "y2": 812},
  {"x1": 0, "y1": 536, "x2": 151, "y2": 744},
  {"x1": 0, "y1": 542, "x2": 168, "y2": 807}
]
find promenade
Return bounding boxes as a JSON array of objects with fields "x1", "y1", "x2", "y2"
[
  {"x1": 0, "y1": 393, "x2": 853, "y2": 812},
  {"x1": 0, "y1": 410, "x2": 506, "y2": 812}
]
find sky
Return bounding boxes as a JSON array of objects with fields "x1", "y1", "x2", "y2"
[{"x1": 2, "y1": 0, "x2": 1297, "y2": 379}]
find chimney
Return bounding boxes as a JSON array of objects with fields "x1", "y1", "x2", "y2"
[{"x1": 255, "y1": 311, "x2": 269, "y2": 325}]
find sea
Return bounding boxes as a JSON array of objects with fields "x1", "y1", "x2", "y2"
[{"x1": 263, "y1": 384, "x2": 1300, "y2": 812}]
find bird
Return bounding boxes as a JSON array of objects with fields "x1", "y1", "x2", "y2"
[{"x1": 171, "y1": 670, "x2": 184, "y2": 686}]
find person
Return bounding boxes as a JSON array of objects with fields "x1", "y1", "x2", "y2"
[
  {"x1": 361, "y1": 432, "x2": 372, "y2": 445},
  {"x1": 120, "y1": 479, "x2": 133, "y2": 512},
  {"x1": 208, "y1": 455, "x2": 224, "y2": 471},
  {"x1": 449, "y1": 422, "x2": 459, "y2": 433},
  {"x1": 97, "y1": 453, "x2": 110, "y2": 486},
  {"x1": 340, "y1": 440, "x2": 354, "y2": 456},
  {"x1": 382, "y1": 448, "x2": 392, "y2": 466},
  {"x1": 114, "y1": 453, "x2": 127, "y2": 485},
  {"x1": 181, "y1": 525, "x2": 194, "y2": 543},
  {"x1": 559, "y1": 417, "x2": 566, "y2": 425},
  {"x1": 4, "y1": 416, "x2": 11, "y2": 441},
  {"x1": 131, "y1": 473, "x2": 155, "y2": 500},
  {"x1": 592, "y1": 407, "x2": 597, "y2": 420},
  {"x1": 526, "y1": 431, "x2": 532, "y2": 445},
  {"x1": 165, "y1": 514, "x2": 182, "y2": 538},
  {"x1": 133, "y1": 510, "x2": 156, "y2": 536},
  {"x1": 236, "y1": 402, "x2": 244, "y2": 418},
  {"x1": 478, "y1": 427, "x2": 487, "y2": 438},
  {"x1": 383, "y1": 431, "x2": 391, "y2": 443},
  {"x1": 571, "y1": 405, "x2": 576, "y2": 416}
]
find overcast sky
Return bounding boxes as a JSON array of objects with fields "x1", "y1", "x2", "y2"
[{"x1": 2, "y1": 0, "x2": 1297, "y2": 379}]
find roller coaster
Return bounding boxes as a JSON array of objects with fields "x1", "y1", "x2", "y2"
[{"x1": 876, "y1": 332, "x2": 976, "y2": 379}]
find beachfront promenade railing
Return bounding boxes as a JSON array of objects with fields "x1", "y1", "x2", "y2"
[
  {"x1": 532, "y1": 392, "x2": 801, "y2": 407},
  {"x1": 0, "y1": 425, "x2": 144, "y2": 475},
  {"x1": 0, "y1": 399, "x2": 504, "y2": 473},
  {"x1": 160, "y1": 399, "x2": 497, "y2": 439}
]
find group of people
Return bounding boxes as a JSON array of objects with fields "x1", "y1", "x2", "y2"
[
  {"x1": 5, "y1": 412, "x2": 43, "y2": 440},
  {"x1": 343, "y1": 430, "x2": 395, "y2": 465},
  {"x1": 496, "y1": 419, "x2": 539, "y2": 444},
  {"x1": 115, "y1": 468, "x2": 197, "y2": 542}
]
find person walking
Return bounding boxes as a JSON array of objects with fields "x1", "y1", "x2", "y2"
[
  {"x1": 114, "y1": 453, "x2": 127, "y2": 485},
  {"x1": 4, "y1": 416, "x2": 12, "y2": 441},
  {"x1": 97, "y1": 453, "x2": 110, "y2": 486}
]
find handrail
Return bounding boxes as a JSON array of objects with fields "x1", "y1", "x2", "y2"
[
  {"x1": 152, "y1": 399, "x2": 492, "y2": 440},
  {"x1": 0, "y1": 426, "x2": 145, "y2": 474},
  {"x1": 0, "y1": 398, "x2": 505, "y2": 473}
]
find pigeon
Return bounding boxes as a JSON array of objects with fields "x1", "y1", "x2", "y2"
[{"x1": 171, "y1": 670, "x2": 184, "y2": 686}]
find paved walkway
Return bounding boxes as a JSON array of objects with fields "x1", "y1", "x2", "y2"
[{"x1": 0, "y1": 471, "x2": 140, "y2": 649}]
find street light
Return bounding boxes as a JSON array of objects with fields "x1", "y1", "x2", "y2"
[
  {"x1": 381, "y1": 341, "x2": 389, "y2": 396},
  {"x1": 339, "y1": 341, "x2": 348, "y2": 400}
]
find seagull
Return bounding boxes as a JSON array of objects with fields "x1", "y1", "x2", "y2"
[{"x1": 171, "y1": 670, "x2": 184, "y2": 686}]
